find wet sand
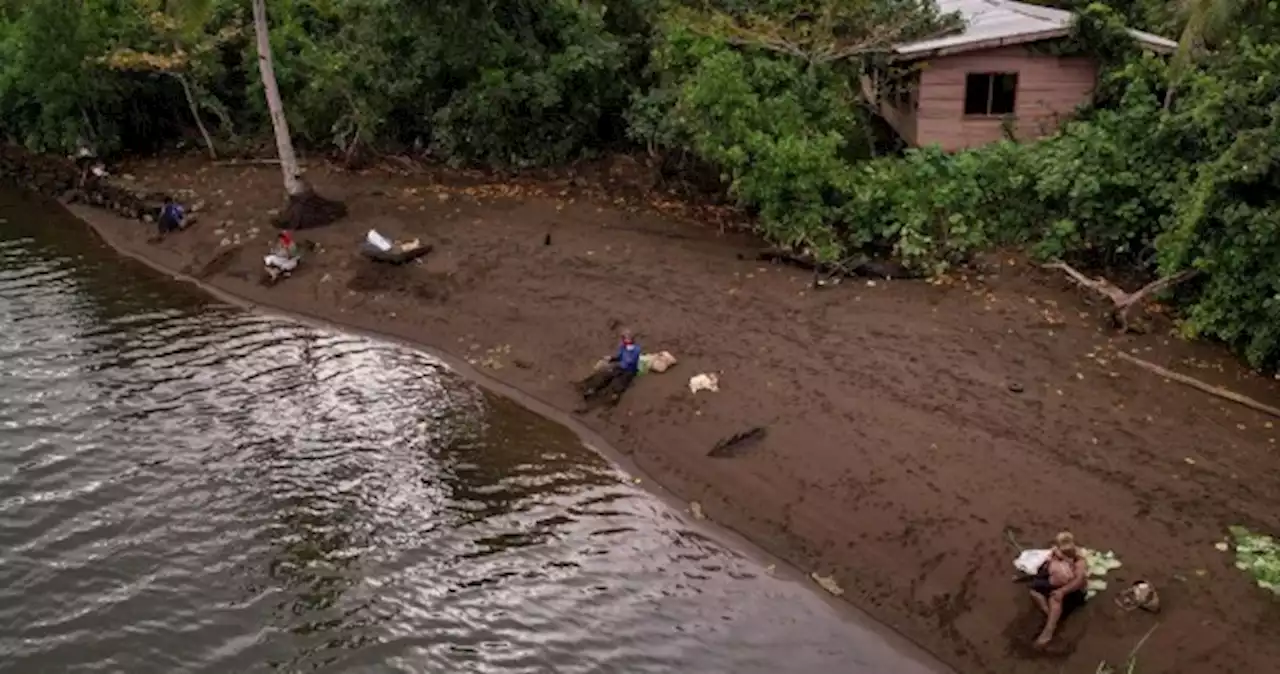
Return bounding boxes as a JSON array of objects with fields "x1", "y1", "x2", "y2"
[{"x1": 61, "y1": 156, "x2": 1280, "y2": 673}]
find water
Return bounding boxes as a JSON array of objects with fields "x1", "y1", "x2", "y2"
[{"x1": 0, "y1": 190, "x2": 945, "y2": 674}]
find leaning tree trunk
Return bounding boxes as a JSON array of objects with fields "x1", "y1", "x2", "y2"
[
  {"x1": 175, "y1": 73, "x2": 217, "y2": 160},
  {"x1": 250, "y1": 0, "x2": 346, "y2": 228},
  {"x1": 251, "y1": 0, "x2": 304, "y2": 196}
]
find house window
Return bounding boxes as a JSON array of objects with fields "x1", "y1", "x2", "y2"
[{"x1": 963, "y1": 72, "x2": 1018, "y2": 116}]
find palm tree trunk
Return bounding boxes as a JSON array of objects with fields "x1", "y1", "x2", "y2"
[{"x1": 250, "y1": 0, "x2": 306, "y2": 197}]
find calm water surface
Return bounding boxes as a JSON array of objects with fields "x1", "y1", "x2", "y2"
[{"x1": 0, "y1": 190, "x2": 945, "y2": 674}]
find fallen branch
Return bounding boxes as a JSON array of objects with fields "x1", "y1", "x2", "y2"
[
  {"x1": 1004, "y1": 527, "x2": 1025, "y2": 553},
  {"x1": 1115, "y1": 352, "x2": 1280, "y2": 419},
  {"x1": 757, "y1": 247, "x2": 921, "y2": 285},
  {"x1": 213, "y1": 158, "x2": 305, "y2": 167},
  {"x1": 708, "y1": 426, "x2": 768, "y2": 458},
  {"x1": 1043, "y1": 262, "x2": 1198, "y2": 332},
  {"x1": 381, "y1": 155, "x2": 425, "y2": 176},
  {"x1": 1096, "y1": 622, "x2": 1160, "y2": 674}
]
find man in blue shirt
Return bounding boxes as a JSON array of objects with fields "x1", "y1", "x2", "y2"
[
  {"x1": 157, "y1": 197, "x2": 186, "y2": 236},
  {"x1": 611, "y1": 330, "x2": 641, "y2": 375},
  {"x1": 576, "y1": 330, "x2": 641, "y2": 408}
]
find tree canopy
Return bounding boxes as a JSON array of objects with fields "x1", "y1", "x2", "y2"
[{"x1": 2, "y1": 0, "x2": 1280, "y2": 367}]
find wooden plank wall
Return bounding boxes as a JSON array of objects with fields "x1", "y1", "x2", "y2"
[
  {"x1": 873, "y1": 72, "x2": 921, "y2": 146},
  {"x1": 914, "y1": 45, "x2": 1099, "y2": 151}
]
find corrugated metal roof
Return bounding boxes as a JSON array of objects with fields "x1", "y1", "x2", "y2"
[{"x1": 891, "y1": 0, "x2": 1177, "y2": 59}]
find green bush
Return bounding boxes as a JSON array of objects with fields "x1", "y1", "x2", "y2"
[{"x1": 630, "y1": 19, "x2": 869, "y2": 260}]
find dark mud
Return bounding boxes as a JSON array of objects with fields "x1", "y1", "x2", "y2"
[{"x1": 49, "y1": 154, "x2": 1280, "y2": 674}]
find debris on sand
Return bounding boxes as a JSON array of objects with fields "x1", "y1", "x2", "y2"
[
  {"x1": 1225, "y1": 526, "x2": 1280, "y2": 594},
  {"x1": 689, "y1": 372, "x2": 719, "y2": 394},
  {"x1": 1081, "y1": 547, "x2": 1122, "y2": 599},
  {"x1": 811, "y1": 572, "x2": 844, "y2": 596},
  {"x1": 1115, "y1": 580, "x2": 1160, "y2": 613},
  {"x1": 361, "y1": 228, "x2": 432, "y2": 265},
  {"x1": 708, "y1": 426, "x2": 767, "y2": 458},
  {"x1": 478, "y1": 344, "x2": 512, "y2": 370},
  {"x1": 689, "y1": 501, "x2": 706, "y2": 520}
]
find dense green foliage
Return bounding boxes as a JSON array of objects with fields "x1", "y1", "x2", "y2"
[
  {"x1": 2, "y1": 0, "x2": 1280, "y2": 367},
  {"x1": 0, "y1": 0, "x2": 650, "y2": 164}
]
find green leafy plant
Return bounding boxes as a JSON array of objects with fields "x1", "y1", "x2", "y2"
[
  {"x1": 1227, "y1": 526, "x2": 1280, "y2": 594},
  {"x1": 1080, "y1": 547, "x2": 1123, "y2": 599}
]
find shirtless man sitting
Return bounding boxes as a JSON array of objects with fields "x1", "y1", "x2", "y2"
[{"x1": 1030, "y1": 531, "x2": 1089, "y2": 647}]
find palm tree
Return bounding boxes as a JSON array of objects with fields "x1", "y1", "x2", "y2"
[{"x1": 250, "y1": 0, "x2": 345, "y2": 229}]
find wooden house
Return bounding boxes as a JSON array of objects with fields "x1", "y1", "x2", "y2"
[{"x1": 863, "y1": 0, "x2": 1177, "y2": 151}]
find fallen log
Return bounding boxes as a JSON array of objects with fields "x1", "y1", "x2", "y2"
[
  {"x1": 1043, "y1": 262, "x2": 1198, "y2": 332},
  {"x1": 212, "y1": 158, "x2": 308, "y2": 167},
  {"x1": 756, "y1": 247, "x2": 921, "y2": 285},
  {"x1": 708, "y1": 426, "x2": 768, "y2": 458},
  {"x1": 1115, "y1": 352, "x2": 1280, "y2": 419}
]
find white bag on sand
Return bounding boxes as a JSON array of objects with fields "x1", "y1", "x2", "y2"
[
  {"x1": 1014, "y1": 548, "x2": 1052, "y2": 576},
  {"x1": 366, "y1": 229, "x2": 393, "y2": 252},
  {"x1": 640, "y1": 351, "x2": 677, "y2": 374},
  {"x1": 264, "y1": 254, "x2": 298, "y2": 272},
  {"x1": 689, "y1": 372, "x2": 719, "y2": 394}
]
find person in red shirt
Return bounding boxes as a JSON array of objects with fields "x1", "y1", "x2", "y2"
[{"x1": 264, "y1": 231, "x2": 301, "y2": 282}]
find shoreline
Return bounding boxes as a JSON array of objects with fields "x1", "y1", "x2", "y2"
[
  {"x1": 10, "y1": 153, "x2": 1280, "y2": 673},
  {"x1": 63, "y1": 194, "x2": 953, "y2": 674}
]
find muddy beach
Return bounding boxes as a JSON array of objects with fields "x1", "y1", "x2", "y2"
[{"x1": 46, "y1": 155, "x2": 1280, "y2": 672}]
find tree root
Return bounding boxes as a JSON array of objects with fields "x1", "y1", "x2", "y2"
[
  {"x1": 1043, "y1": 262, "x2": 1198, "y2": 332},
  {"x1": 272, "y1": 188, "x2": 348, "y2": 230}
]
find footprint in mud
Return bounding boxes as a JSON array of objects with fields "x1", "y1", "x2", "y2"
[
  {"x1": 1002, "y1": 600, "x2": 1089, "y2": 659},
  {"x1": 346, "y1": 263, "x2": 453, "y2": 302}
]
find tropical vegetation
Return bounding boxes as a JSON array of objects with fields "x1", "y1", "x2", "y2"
[{"x1": 1, "y1": 0, "x2": 1280, "y2": 367}]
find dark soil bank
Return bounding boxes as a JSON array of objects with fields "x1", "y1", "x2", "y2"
[{"x1": 25, "y1": 153, "x2": 1280, "y2": 673}]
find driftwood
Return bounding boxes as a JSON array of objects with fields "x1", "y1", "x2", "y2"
[
  {"x1": 757, "y1": 247, "x2": 920, "y2": 287},
  {"x1": 1115, "y1": 352, "x2": 1280, "y2": 419},
  {"x1": 708, "y1": 426, "x2": 768, "y2": 458},
  {"x1": 212, "y1": 158, "x2": 309, "y2": 167},
  {"x1": 1043, "y1": 262, "x2": 1198, "y2": 332},
  {"x1": 385, "y1": 155, "x2": 425, "y2": 174}
]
